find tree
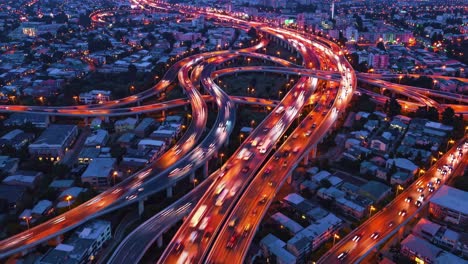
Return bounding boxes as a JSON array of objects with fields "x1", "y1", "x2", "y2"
[
  {"x1": 355, "y1": 93, "x2": 376, "y2": 112},
  {"x1": 377, "y1": 41, "x2": 386, "y2": 51},
  {"x1": 320, "y1": 179, "x2": 332, "y2": 188},
  {"x1": 387, "y1": 96, "x2": 401, "y2": 117},
  {"x1": 161, "y1": 32, "x2": 176, "y2": 48},
  {"x1": 427, "y1": 107, "x2": 439, "y2": 122},
  {"x1": 441, "y1": 107, "x2": 455, "y2": 126},
  {"x1": 247, "y1": 27, "x2": 257, "y2": 38}
]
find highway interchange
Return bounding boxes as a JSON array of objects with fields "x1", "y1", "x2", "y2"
[{"x1": 0, "y1": 1, "x2": 467, "y2": 263}]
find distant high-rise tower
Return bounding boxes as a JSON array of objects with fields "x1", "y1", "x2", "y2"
[{"x1": 331, "y1": 2, "x2": 335, "y2": 20}]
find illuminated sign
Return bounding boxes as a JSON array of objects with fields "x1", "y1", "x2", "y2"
[{"x1": 284, "y1": 19, "x2": 295, "y2": 25}]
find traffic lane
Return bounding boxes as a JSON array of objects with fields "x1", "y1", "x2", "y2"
[
  {"x1": 160, "y1": 76, "x2": 316, "y2": 263},
  {"x1": 208, "y1": 95, "x2": 338, "y2": 262},
  {"x1": 322, "y1": 141, "x2": 467, "y2": 262}
]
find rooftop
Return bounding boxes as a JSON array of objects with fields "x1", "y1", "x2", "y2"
[
  {"x1": 430, "y1": 185, "x2": 468, "y2": 215},
  {"x1": 81, "y1": 158, "x2": 116, "y2": 178},
  {"x1": 30, "y1": 125, "x2": 76, "y2": 146}
]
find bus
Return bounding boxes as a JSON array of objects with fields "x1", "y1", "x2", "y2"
[
  {"x1": 189, "y1": 205, "x2": 207, "y2": 228},
  {"x1": 215, "y1": 189, "x2": 229, "y2": 207}
]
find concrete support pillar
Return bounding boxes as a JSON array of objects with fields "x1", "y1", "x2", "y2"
[
  {"x1": 161, "y1": 110, "x2": 166, "y2": 118},
  {"x1": 138, "y1": 200, "x2": 144, "y2": 216},
  {"x1": 286, "y1": 173, "x2": 293, "y2": 185},
  {"x1": 303, "y1": 154, "x2": 309, "y2": 166},
  {"x1": 189, "y1": 172, "x2": 195, "y2": 183},
  {"x1": 310, "y1": 145, "x2": 317, "y2": 159},
  {"x1": 203, "y1": 161, "x2": 209, "y2": 178},
  {"x1": 157, "y1": 235, "x2": 163, "y2": 248},
  {"x1": 166, "y1": 186, "x2": 173, "y2": 198}
]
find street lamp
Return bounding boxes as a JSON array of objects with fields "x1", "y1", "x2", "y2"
[
  {"x1": 193, "y1": 178, "x2": 198, "y2": 188},
  {"x1": 431, "y1": 157, "x2": 437, "y2": 166},
  {"x1": 396, "y1": 185, "x2": 404, "y2": 196},
  {"x1": 66, "y1": 195, "x2": 73, "y2": 210},
  {"x1": 22, "y1": 216, "x2": 32, "y2": 230},
  {"x1": 333, "y1": 234, "x2": 340, "y2": 246},
  {"x1": 112, "y1": 171, "x2": 118, "y2": 186},
  {"x1": 219, "y1": 153, "x2": 225, "y2": 164},
  {"x1": 446, "y1": 139, "x2": 455, "y2": 152},
  {"x1": 239, "y1": 134, "x2": 244, "y2": 143},
  {"x1": 369, "y1": 205, "x2": 376, "y2": 216}
]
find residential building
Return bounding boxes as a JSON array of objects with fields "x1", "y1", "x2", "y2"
[
  {"x1": 386, "y1": 158, "x2": 418, "y2": 176},
  {"x1": 78, "y1": 90, "x2": 111, "y2": 104},
  {"x1": 114, "y1": 118, "x2": 138, "y2": 133},
  {"x1": 134, "y1": 118, "x2": 156, "y2": 137},
  {"x1": 2, "y1": 171, "x2": 42, "y2": 189},
  {"x1": 0, "y1": 129, "x2": 34, "y2": 150},
  {"x1": 0, "y1": 155, "x2": 19, "y2": 174},
  {"x1": 84, "y1": 129, "x2": 108, "y2": 148},
  {"x1": 287, "y1": 213, "x2": 342, "y2": 262},
  {"x1": 0, "y1": 184, "x2": 26, "y2": 214},
  {"x1": 28, "y1": 125, "x2": 78, "y2": 161},
  {"x1": 81, "y1": 158, "x2": 116, "y2": 189},
  {"x1": 359, "y1": 181, "x2": 391, "y2": 203},
  {"x1": 38, "y1": 220, "x2": 112, "y2": 264},
  {"x1": 401, "y1": 234, "x2": 468, "y2": 264},
  {"x1": 429, "y1": 185, "x2": 468, "y2": 227},
  {"x1": 4, "y1": 113, "x2": 49, "y2": 128},
  {"x1": 260, "y1": 234, "x2": 297, "y2": 264}
]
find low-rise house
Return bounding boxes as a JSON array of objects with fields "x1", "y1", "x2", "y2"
[
  {"x1": 359, "y1": 181, "x2": 391, "y2": 203},
  {"x1": 84, "y1": 129, "x2": 108, "y2": 148},
  {"x1": 260, "y1": 234, "x2": 297, "y2": 264},
  {"x1": 81, "y1": 158, "x2": 116, "y2": 190},
  {"x1": 114, "y1": 117, "x2": 138, "y2": 133},
  {"x1": 28, "y1": 124, "x2": 78, "y2": 161},
  {"x1": 386, "y1": 158, "x2": 418, "y2": 176},
  {"x1": 0, "y1": 155, "x2": 19, "y2": 174},
  {"x1": 4, "y1": 113, "x2": 49, "y2": 128},
  {"x1": 38, "y1": 220, "x2": 112, "y2": 264},
  {"x1": 31, "y1": 200, "x2": 53, "y2": 217},
  {"x1": 134, "y1": 118, "x2": 156, "y2": 137},
  {"x1": 2, "y1": 171, "x2": 42, "y2": 189},
  {"x1": 0, "y1": 129, "x2": 34, "y2": 150}
]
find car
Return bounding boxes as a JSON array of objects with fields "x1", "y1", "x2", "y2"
[
  {"x1": 174, "y1": 240, "x2": 184, "y2": 254},
  {"x1": 305, "y1": 130, "x2": 312, "y2": 137},
  {"x1": 418, "y1": 194, "x2": 425, "y2": 201},
  {"x1": 405, "y1": 197, "x2": 412, "y2": 203},
  {"x1": 415, "y1": 201, "x2": 422, "y2": 207},
  {"x1": 427, "y1": 182, "x2": 434, "y2": 187},
  {"x1": 388, "y1": 221, "x2": 395, "y2": 228},
  {"x1": 283, "y1": 150, "x2": 290, "y2": 157},
  {"x1": 268, "y1": 181, "x2": 274, "y2": 186},
  {"x1": 243, "y1": 223, "x2": 251, "y2": 235},
  {"x1": 429, "y1": 187, "x2": 435, "y2": 193},
  {"x1": 352, "y1": 234, "x2": 361, "y2": 242},
  {"x1": 370, "y1": 232, "x2": 380, "y2": 240},
  {"x1": 126, "y1": 194, "x2": 137, "y2": 200},
  {"x1": 292, "y1": 146, "x2": 300, "y2": 153},
  {"x1": 228, "y1": 217, "x2": 238, "y2": 228},
  {"x1": 337, "y1": 251, "x2": 348, "y2": 260},
  {"x1": 241, "y1": 166, "x2": 249, "y2": 173},
  {"x1": 264, "y1": 167, "x2": 272, "y2": 174},
  {"x1": 399, "y1": 210, "x2": 407, "y2": 216},
  {"x1": 252, "y1": 208, "x2": 258, "y2": 215},
  {"x1": 312, "y1": 123, "x2": 317, "y2": 128},
  {"x1": 274, "y1": 155, "x2": 280, "y2": 160},
  {"x1": 258, "y1": 194, "x2": 268, "y2": 204},
  {"x1": 282, "y1": 161, "x2": 288, "y2": 167},
  {"x1": 226, "y1": 232, "x2": 239, "y2": 249},
  {"x1": 435, "y1": 178, "x2": 441, "y2": 185},
  {"x1": 417, "y1": 187, "x2": 424, "y2": 193},
  {"x1": 189, "y1": 231, "x2": 198, "y2": 243}
]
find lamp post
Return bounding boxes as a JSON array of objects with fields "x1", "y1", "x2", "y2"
[
  {"x1": 219, "y1": 153, "x2": 224, "y2": 164},
  {"x1": 193, "y1": 178, "x2": 198, "y2": 188},
  {"x1": 369, "y1": 205, "x2": 376, "y2": 216},
  {"x1": 333, "y1": 234, "x2": 340, "y2": 246},
  {"x1": 22, "y1": 216, "x2": 32, "y2": 230},
  {"x1": 396, "y1": 185, "x2": 404, "y2": 196},
  {"x1": 66, "y1": 195, "x2": 73, "y2": 210},
  {"x1": 446, "y1": 139, "x2": 455, "y2": 152}
]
